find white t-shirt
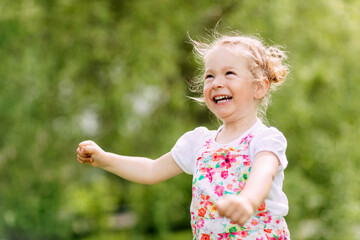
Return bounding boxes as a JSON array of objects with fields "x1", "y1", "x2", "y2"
[{"x1": 171, "y1": 120, "x2": 289, "y2": 216}]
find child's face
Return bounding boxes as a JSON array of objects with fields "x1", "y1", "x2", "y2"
[{"x1": 203, "y1": 46, "x2": 258, "y2": 123}]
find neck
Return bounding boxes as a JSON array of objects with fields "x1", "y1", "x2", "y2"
[{"x1": 216, "y1": 114, "x2": 258, "y2": 144}]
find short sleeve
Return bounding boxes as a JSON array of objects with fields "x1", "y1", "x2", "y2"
[
  {"x1": 171, "y1": 127, "x2": 207, "y2": 175},
  {"x1": 250, "y1": 127, "x2": 288, "y2": 170}
]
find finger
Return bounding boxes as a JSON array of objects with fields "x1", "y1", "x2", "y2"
[
  {"x1": 86, "y1": 159, "x2": 94, "y2": 165},
  {"x1": 237, "y1": 215, "x2": 249, "y2": 227},
  {"x1": 218, "y1": 208, "x2": 224, "y2": 217},
  {"x1": 77, "y1": 156, "x2": 86, "y2": 164},
  {"x1": 77, "y1": 155, "x2": 87, "y2": 163},
  {"x1": 78, "y1": 140, "x2": 93, "y2": 149},
  {"x1": 78, "y1": 157, "x2": 94, "y2": 165},
  {"x1": 224, "y1": 204, "x2": 236, "y2": 218},
  {"x1": 77, "y1": 145, "x2": 92, "y2": 157},
  {"x1": 77, "y1": 150, "x2": 90, "y2": 158},
  {"x1": 215, "y1": 200, "x2": 225, "y2": 216},
  {"x1": 82, "y1": 145, "x2": 97, "y2": 155},
  {"x1": 77, "y1": 158, "x2": 85, "y2": 164},
  {"x1": 230, "y1": 210, "x2": 242, "y2": 224},
  {"x1": 77, "y1": 155, "x2": 92, "y2": 162},
  {"x1": 76, "y1": 147, "x2": 82, "y2": 155}
]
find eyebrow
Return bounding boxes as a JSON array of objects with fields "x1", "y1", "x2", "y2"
[{"x1": 205, "y1": 66, "x2": 236, "y2": 73}]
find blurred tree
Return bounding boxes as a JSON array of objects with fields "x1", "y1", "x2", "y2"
[{"x1": 0, "y1": 0, "x2": 359, "y2": 239}]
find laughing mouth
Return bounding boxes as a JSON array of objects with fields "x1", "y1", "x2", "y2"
[{"x1": 213, "y1": 95, "x2": 233, "y2": 104}]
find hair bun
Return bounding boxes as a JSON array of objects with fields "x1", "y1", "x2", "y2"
[{"x1": 266, "y1": 47, "x2": 288, "y2": 84}]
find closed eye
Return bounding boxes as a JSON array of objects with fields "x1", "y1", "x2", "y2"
[
  {"x1": 205, "y1": 74, "x2": 214, "y2": 80},
  {"x1": 225, "y1": 71, "x2": 235, "y2": 76}
]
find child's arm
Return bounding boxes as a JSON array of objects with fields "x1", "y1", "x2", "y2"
[
  {"x1": 215, "y1": 151, "x2": 279, "y2": 226},
  {"x1": 76, "y1": 140, "x2": 183, "y2": 184}
]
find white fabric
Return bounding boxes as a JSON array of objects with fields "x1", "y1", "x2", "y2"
[{"x1": 171, "y1": 120, "x2": 289, "y2": 216}]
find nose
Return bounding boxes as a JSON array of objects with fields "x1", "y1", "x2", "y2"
[{"x1": 212, "y1": 76, "x2": 225, "y2": 89}]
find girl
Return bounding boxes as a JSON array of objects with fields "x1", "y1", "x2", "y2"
[{"x1": 77, "y1": 32, "x2": 290, "y2": 239}]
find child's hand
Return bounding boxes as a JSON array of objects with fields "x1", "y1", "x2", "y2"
[
  {"x1": 76, "y1": 140, "x2": 106, "y2": 167},
  {"x1": 215, "y1": 195, "x2": 255, "y2": 226}
]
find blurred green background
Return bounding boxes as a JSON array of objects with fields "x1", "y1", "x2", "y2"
[{"x1": 1, "y1": 0, "x2": 359, "y2": 239}]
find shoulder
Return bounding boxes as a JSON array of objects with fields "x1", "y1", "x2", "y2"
[
  {"x1": 251, "y1": 121, "x2": 287, "y2": 144},
  {"x1": 171, "y1": 126, "x2": 215, "y2": 174},
  {"x1": 187, "y1": 126, "x2": 210, "y2": 136},
  {"x1": 249, "y1": 121, "x2": 288, "y2": 169},
  {"x1": 176, "y1": 126, "x2": 212, "y2": 143}
]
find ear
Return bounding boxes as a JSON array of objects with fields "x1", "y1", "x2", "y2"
[{"x1": 254, "y1": 77, "x2": 270, "y2": 99}]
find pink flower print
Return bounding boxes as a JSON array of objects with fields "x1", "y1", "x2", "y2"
[
  {"x1": 240, "y1": 230, "x2": 248, "y2": 238},
  {"x1": 243, "y1": 134, "x2": 253, "y2": 144},
  {"x1": 204, "y1": 139, "x2": 212, "y2": 148},
  {"x1": 238, "y1": 181, "x2": 246, "y2": 190},
  {"x1": 251, "y1": 219, "x2": 259, "y2": 226},
  {"x1": 264, "y1": 215, "x2": 272, "y2": 224},
  {"x1": 205, "y1": 168, "x2": 215, "y2": 183},
  {"x1": 220, "y1": 152, "x2": 237, "y2": 169},
  {"x1": 233, "y1": 181, "x2": 245, "y2": 194},
  {"x1": 196, "y1": 218, "x2": 205, "y2": 229},
  {"x1": 242, "y1": 155, "x2": 251, "y2": 166},
  {"x1": 226, "y1": 184, "x2": 233, "y2": 190},
  {"x1": 276, "y1": 219, "x2": 280, "y2": 224},
  {"x1": 217, "y1": 233, "x2": 230, "y2": 240},
  {"x1": 221, "y1": 171, "x2": 228, "y2": 179},
  {"x1": 214, "y1": 185, "x2": 225, "y2": 197},
  {"x1": 243, "y1": 160, "x2": 251, "y2": 166},
  {"x1": 212, "y1": 153, "x2": 221, "y2": 162}
]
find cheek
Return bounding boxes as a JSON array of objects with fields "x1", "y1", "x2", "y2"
[
  {"x1": 203, "y1": 85, "x2": 211, "y2": 98},
  {"x1": 242, "y1": 81, "x2": 257, "y2": 97},
  {"x1": 203, "y1": 86, "x2": 214, "y2": 108}
]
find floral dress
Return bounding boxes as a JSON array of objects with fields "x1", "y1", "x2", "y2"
[{"x1": 171, "y1": 121, "x2": 290, "y2": 240}]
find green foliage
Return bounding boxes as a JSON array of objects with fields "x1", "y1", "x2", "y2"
[{"x1": 0, "y1": 0, "x2": 359, "y2": 239}]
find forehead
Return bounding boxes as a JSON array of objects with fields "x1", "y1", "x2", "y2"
[{"x1": 204, "y1": 46, "x2": 249, "y2": 71}]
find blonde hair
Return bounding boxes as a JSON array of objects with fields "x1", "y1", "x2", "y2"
[{"x1": 189, "y1": 31, "x2": 289, "y2": 120}]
